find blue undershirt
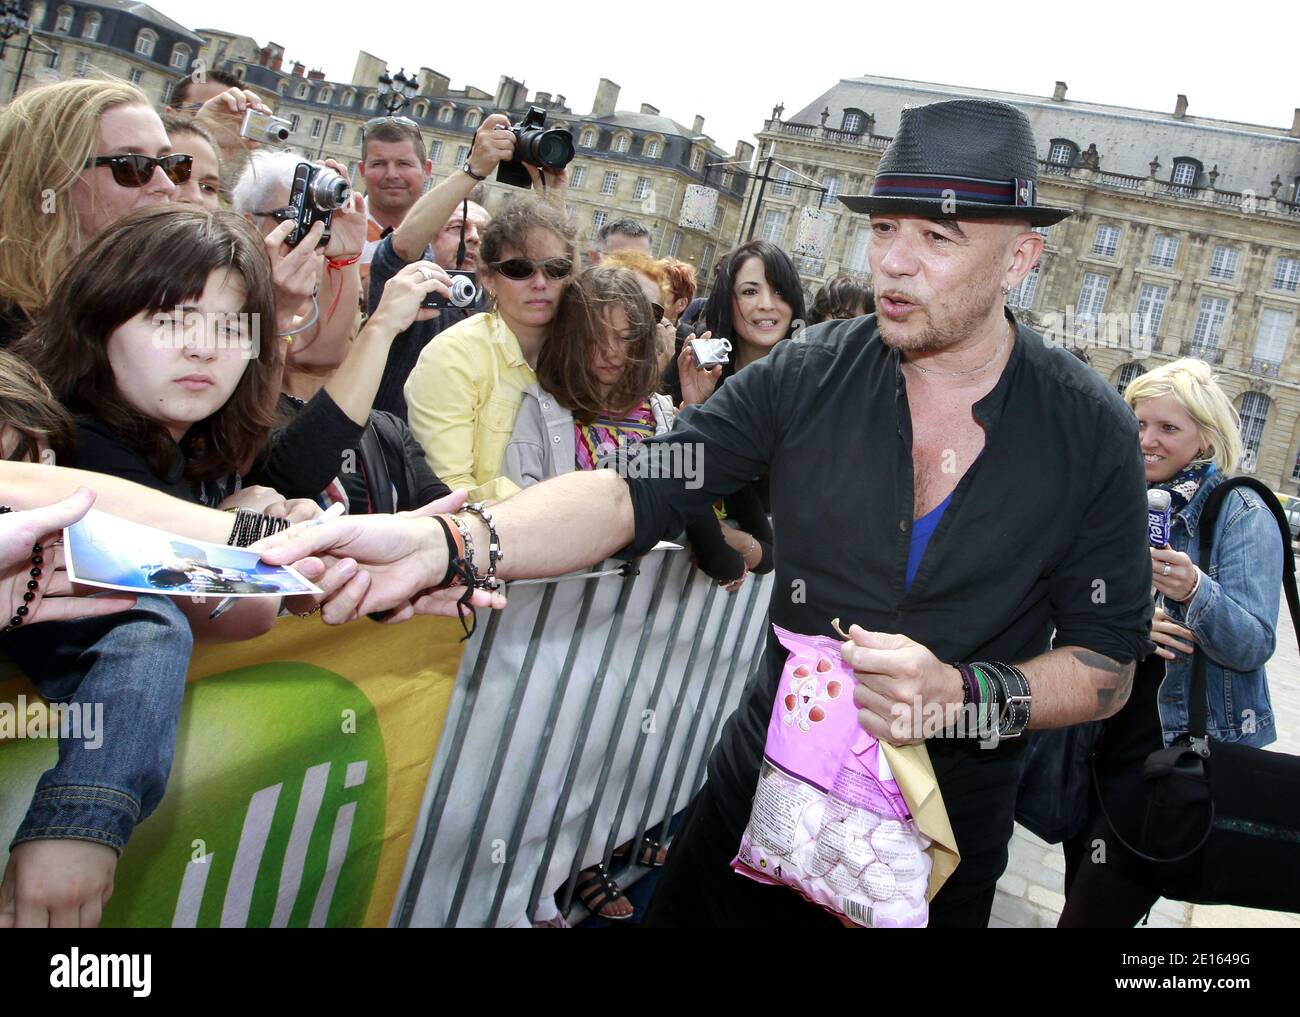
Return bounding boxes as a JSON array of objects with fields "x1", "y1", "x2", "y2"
[{"x1": 905, "y1": 492, "x2": 954, "y2": 590}]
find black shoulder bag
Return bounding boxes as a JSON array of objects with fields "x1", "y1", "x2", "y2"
[{"x1": 1095, "y1": 477, "x2": 1300, "y2": 911}]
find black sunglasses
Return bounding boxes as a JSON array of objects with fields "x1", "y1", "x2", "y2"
[
  {"x1": 84, "y1": 153, "x2": 193, "y2": 187},
  {"x1": 490, "y1": 257, "x2": 573, "y2": 281},
  {"x1": 253, "y1": 206, "x2": 297, "y2": 223}
]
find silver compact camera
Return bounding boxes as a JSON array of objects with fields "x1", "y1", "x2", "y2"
[
  {"x1": 239, "y1": 109, "x2": 292, "y2": 144},
  {"x1": 689, "y1": 335, "x2": 732, "y2": 368},
  {"x1": 422, "y1": 271, "x2": 480, "y2": 309}
]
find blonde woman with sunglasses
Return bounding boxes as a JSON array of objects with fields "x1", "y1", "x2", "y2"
[{"x1": 404, "y1": 198, "x2": 577, "y2": 502}]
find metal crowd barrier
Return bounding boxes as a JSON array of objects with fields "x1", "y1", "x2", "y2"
[{"x1": 391, "y1": 546, "x2": 774, "y2": 927}]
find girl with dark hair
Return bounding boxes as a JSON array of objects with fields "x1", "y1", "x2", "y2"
[
  {"x1": 15, "y1": 203, "x2": 317, "y2": 640},
  {"x1": 661, "y1": 240, "x2": 793, "y2": 589},
  {"x1": 808, "y1": 275, "x2": 874, "y2": 325}
]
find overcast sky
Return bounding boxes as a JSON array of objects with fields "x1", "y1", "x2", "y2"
[{"x1": 156, "y1": 0, "x2": 1298, "y2": 154}]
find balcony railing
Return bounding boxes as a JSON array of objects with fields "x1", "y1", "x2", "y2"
[
  {"x1": 1251, "y1": 357, "x2": 1283, "y2": 378},
  {"x1": 763, "y1": 120, "x2": 892, "y2": 151},
  {"x1": 1182, "y1": 339, "x2": 1225, "y2": 365}
]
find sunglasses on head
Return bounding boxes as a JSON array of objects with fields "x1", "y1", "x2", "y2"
[
  {"x1": 363, "y1": 115, "x2": 420, "y2": 135},
  {"x1": 84, "y1": 153, "x2": 193, "y2": 187},
  {"x1": 651, "y1": 302, "x2": 666, "y2": 321},
  {"x1": 490, "y1": 257, "x2": 573, "y2": 281}
]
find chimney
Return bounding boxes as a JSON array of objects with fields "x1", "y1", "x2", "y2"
[
  {"x1": 640, "y1": 102, "x2": 660, "y2": 116},
  {"x1": 495, "y1": 75, "x2": 526, "y2": 111},
  {"x1": 419, "y1": 68, "x2": 451, "y2": 97},
  {"x1": 307, "y1": 68, "x2": 325, "y2": 81},
  {"x1": 692, "y1": 114, "x2": 705, "y2": 135},
  {"x1": 270, "y1": 53, "x2": 283, "y2": 72},
  {"x1": 592, "y1": 78, "x2": 620, "y2": 117},
  {"x1": 555, "y1": 94, "x2": 566, "y2": 109},
  {"x1": 536, "y1": 91, "x2": 552, "y2": 106},
  {"x1": 1052, "y1": 81, "x2": 1067, "y2": 102},
  {"x1": 291, "y1": 61, "x2": 305, "y2": 77},
  {"x1": 735, "y1": 139, "x2": 755, "y2": 165},
  {"x1": 258, "y1": 46, "x2": 271, "y2": 67},
  {"x1": 1291, "y1": 109, "x2": 1300, "y2": 138},
  {"x1": 1174, "y1": 94, "x2": 1188, "y2": 119}
]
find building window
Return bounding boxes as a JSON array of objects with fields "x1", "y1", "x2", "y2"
[
  {"x1": 761, "y1": 209, "x2": 787, "y2": 243},
  {"x1": 361, "y1": 93, "x2": 377, "y2": 112},
  {"x1": 318, "y1": 87, "x2": 333, "y2": 104},
  {"x1": 721, "y1": 170, "x2": 733, "y2": 189},
  {"x1": 296, "y1": 82, "x2": 309, "y2": 99},
  {"x1": 354, "y1": 126, "x2": 364, "y2": 146},
  {"x1": 309, "y1": 118, "x2": 322, "y2": 139},
  {"x1": 821, "y1": 174, "x2": 841, "y2": 203},
  {"x1": 773, "y1": 167, "x2": 794, "y2": 197},
  {"x1": 592, "y1": 209, "x2": 609, "y2": 234},
  {"x1": 569, "y1": 165, "x2": 586, "y2": 189},
  {"x1": 632, "y1": 177, "x2": 651, "y2": 201},
  {"x1": 842, "y1": 112, "x2": 863, "y2": 134},
  {"x1": 1209, "y1": 245, "x2": 1238, "y2": 280},
  {"x1": 1007, "y1": 265, "x2": 1039, "y2": 309},
  {"x1": 668, "y1": 231, "x2": 682, "y2": 258},
  {"x1": 466, "y1": 110, "x2": 482, "y2": 129},
  {"x1": 341, "y1": 89, "x2": 356, "y2": 107},
  {"x1": 438, "y1": 105, "x2": 454, "y2": 123},
  {"x1": 1253, "y1": 308, "x2": 1293, "y2": 367},
  {"x1": 1191, "y1": 296, "x2": 1229, "y2": 352},
  {"x1": 73, "y1": 51, "x2": 88, "y2": 77},
  {"x1": 1048, "y1": 140, "x2": 1076, "y2": 165},
  {"x1": 690, "y1": 148, "x2": 704, "y2": 172},
  {"x1": 1135, "y1": 283, "x2": 1169, "y2": 339},
  {"x1": 331, "y1": 122, "x2": 344, "y2": 143},
  {"x1": 134, "y1": 30, "x2": 156, "y2": 57},
  {"x1": 1034, "y1": 225, "x2": 1051, "y2": 242},
  {"x1": 1272, "y1": 256, "x2": 1300, "y2": 292},
  {"x1": 1116, "y1": 362, "x2": 1147, "y2": 396},
  {"x1": 645, "y1": 138, "x2": 661, "y2": 158},
  {"x1": 54, "y1": 5, "x2": 71, "y2": 32},
  {"x1": 1171, "y1": 159, "x2": 1199, "y2": 187},
  {"x1": 600, "y1": 170, "x2": 618, "y2": 196},
  {"x1": 613, "y1": 134, "x2": 630, "y2": 154},
  {"x1": 81, "y1": 13, "x2": 100, "y2": 39},
  {"x1": 1150, "y1": 234, "x2": 1179, "y2": 268},
  {"x1": 428, "y1": 140, "x2": 443, "y2": 162},
  {"x1": 1076, "y1": 272, "x2": 1110, "y2": 319},
  {"x1": 233, "y1": 66, "x2": 245, "y2": 81},
  {"x1": 170, "y1": 45, "x2": 189, "y2": 70},
  {"x1": 455, "y1": 145, "x2": 470, "y2": 167},
  {"x1": 1238, "y1": 392, "x2": 1271, "y2": 471},
  {"x1": 1091, "y1": 224, "x2": 1121, "y2": 258},
  {"x1": 579, "y1": 128, "x2": 596, "y2": 148},
  {"x1": 844, "y1": 225, "x2": 871, "y2": 275},
  {"x1": 288, "y1": 113, "x2": 300, "y2": 132},
  {"x1": 128, "y1": 68, "x2": 142, "y2": 85},
  {"x1": 700, "y1": 243, "x2": 716, "y2": 275}
]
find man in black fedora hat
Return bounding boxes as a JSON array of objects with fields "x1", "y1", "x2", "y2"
[{"x1": 259, "y1": 98, "x2": 1154, "y2": 928}]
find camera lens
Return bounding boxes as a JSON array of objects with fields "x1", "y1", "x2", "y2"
[
  {"x1": 310, "y1": 170, "x2": 352, "y2": 210},
  {"x1": 449, "y1": 275, "x2": 478, "y2": 307},
  {"x1": 268, "y1": 126, "x2": 289, "y2": 142},
  {"x1": 533, "y1": 129, "x2": 574, "y2": 170}
]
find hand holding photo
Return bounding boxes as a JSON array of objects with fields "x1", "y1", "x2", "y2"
[{"x1": 64, "y1": 510, "x2": 322, "y2": 599}]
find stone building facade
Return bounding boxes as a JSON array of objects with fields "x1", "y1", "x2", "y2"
[{"x1": 755, "y1": 76, "x2": 1300, "y2": 491}]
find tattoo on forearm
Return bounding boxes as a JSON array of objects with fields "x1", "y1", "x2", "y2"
[{"x1": 1069, "y1": 648, "x2": 1135, "y2": 713}]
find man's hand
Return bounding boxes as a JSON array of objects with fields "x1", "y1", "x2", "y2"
[
  {"x1": 193, "y1": 86, "x2": 272, "y2": 151},
  {"x1": 264, "y1": 219, "x2": 326, "y2": 333},
  {"x1": 840, "y1": 625, "x2": 963, "y2": 746},
  {"x1": 253, "y1": 492, "x2": 508, "y2": 624},
  {"x1": 0, "y1": 839, "x2": 118, "y2": 928},
  {"x1": 367, "y1": 262, "x2": 449, "y2": 335},
  {"x1": 467, "y1": 114, "x2": 516, "y2": 180},
  {"x1": 320, "y1": 162, "x2": 366, "y2": 258}
]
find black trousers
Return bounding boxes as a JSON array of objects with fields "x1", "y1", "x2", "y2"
[{"x1": 644, "y1": 739, "x2": 1026, "y2": 928}]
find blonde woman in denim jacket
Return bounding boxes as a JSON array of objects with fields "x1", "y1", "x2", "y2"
[{"x1": 1060, "y1": 358, "x2": 1281, "y2": 926}]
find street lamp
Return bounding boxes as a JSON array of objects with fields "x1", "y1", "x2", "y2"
[
  {"x1": 1, "y1": 0, "x2": 34, "y2": 100},
  {"x1": 376, "y1": 66, "x2": 417, "y2": 116}
]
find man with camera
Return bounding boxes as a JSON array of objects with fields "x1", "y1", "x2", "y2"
[{"x1": 367, "y1": 112, "x2": 567, "y2": 420}]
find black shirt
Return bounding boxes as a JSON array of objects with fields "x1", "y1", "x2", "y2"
[
  {"x1": 366, "y1": 233, "x2": 481, "y2": 421},
  {"x1": 72, "y1": 416, "x2": 235, "y2": 508},
  {"x1": 615, "y1": 312, "x2": 1153, "y2": 835}
]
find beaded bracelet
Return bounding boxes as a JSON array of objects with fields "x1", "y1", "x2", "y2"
[
  {"x1": 226, "y1": 509, "x2": 291, "y2": 548},
  {"x1": 457, "y1": 502, "x2": 502, "y2": 591},
  {"x1": 0, "y1": 506, "x2": 42, "y2": 633}
]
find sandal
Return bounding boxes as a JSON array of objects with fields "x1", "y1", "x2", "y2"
[
  {"x1": 636, "y1": 836, "x2": 668, "y2": 868},
  {"x1": 574, "y1": 863, "x2": 634, "y2": 921}
]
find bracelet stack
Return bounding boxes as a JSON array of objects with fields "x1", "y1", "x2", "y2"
[
  {"x1": 0, "y1": 506, "x2": 42, "y2": 633},
  {"x1": 429, "y1": 503, "x2": 503, "y2": 640},
  {"x1": 226, "y1": 509, "x2": 291, "y2": 548},
  {"x1": 952, "y1": 661, "x2": 1032, "y2": 740}
]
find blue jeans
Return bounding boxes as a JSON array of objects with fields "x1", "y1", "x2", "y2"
[{"x1": 3, "y1": 594, "x2": 192, "y2": 853}]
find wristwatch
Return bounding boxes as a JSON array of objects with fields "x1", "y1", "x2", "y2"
[{"x1": 461, "y1": 160, "x2": 487, "y2": 182}]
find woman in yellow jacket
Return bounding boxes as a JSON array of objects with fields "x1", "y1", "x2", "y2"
[{"x1": 404, "y1": 200, "x2": 577, "y2": 502}]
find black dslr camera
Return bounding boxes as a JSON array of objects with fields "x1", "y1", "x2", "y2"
[
  {"x1": 497, "y1": 107, "x2": 575, "y2": 189},
  {"x1": 287, "y1": 161, "x2": 352, "y2": 247}
]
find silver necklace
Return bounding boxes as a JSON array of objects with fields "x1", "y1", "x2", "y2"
[{"x1": 907, "y1": 324, "x2": 1013, "y2": 377}]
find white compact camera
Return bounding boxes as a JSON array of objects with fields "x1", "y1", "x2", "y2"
[{"x1": 688, "y1": 335, "x2": 732, "y2": 368}]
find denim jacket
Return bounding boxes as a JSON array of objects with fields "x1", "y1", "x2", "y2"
[{"x1": 1159, "y1": 466, "x2": 1280, "y2": 748}]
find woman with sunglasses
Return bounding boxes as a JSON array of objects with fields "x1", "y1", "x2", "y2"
[
  {"x1": 404, "y1": 198, "x2": 577, "y2": 502},
  {"x1": 0, "y1": 79, "x2": 194, "y2": 346}
]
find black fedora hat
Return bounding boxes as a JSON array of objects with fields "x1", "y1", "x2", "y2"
[{"x1": 838, "y1": 99, "x2": 1073, "y2": 226}]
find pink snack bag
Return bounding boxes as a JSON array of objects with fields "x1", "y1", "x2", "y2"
[{"x1": 731, "y1": 624, "x2": 932, "y2": 928}]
